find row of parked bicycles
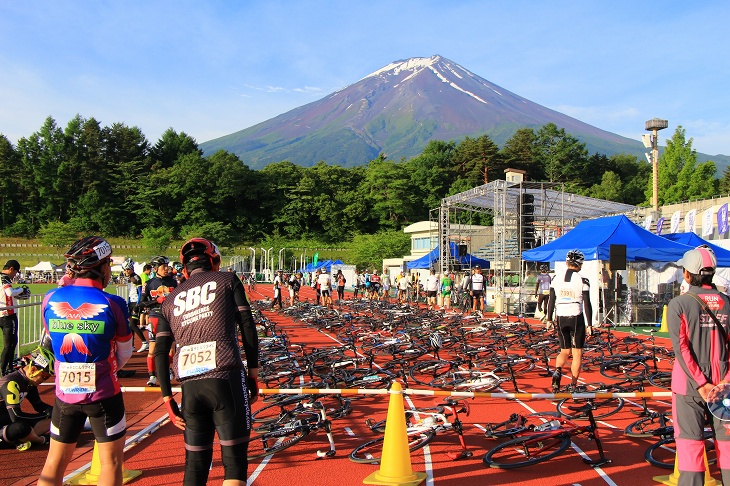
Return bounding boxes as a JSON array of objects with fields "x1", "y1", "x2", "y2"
[{"x1": 248, "y1": 298, "x2": 682, "y2": 472}]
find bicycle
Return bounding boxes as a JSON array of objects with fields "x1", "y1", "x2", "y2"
[
  {"x1": 483, "y1": 403, "x2": 611, "y2": 469},
  {"x1": 349, "y1": 397, "x2": 473, "y2": 463},
  {"x1": 248, "y1": 400, "x2": 338, "y2": 459}
]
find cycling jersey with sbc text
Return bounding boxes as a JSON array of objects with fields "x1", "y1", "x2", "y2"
[{"x1": 156, "y1": 271, "x2": 258, "y2": 386}]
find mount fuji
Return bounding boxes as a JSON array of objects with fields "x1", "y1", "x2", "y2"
[{"x1": 199, "y1": 55, "x2": 665, "y2": 169}]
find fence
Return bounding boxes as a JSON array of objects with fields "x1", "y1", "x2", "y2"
[{"x1": 0, "y1": 285, "x2": 129, "y2": 356}]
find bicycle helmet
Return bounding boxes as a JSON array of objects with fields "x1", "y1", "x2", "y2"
[
  {"x1": 540, "y1": 264, "x2": 549, "y2": 272},
  {"x1": 179, "y1": 238, "x2": 221, "y2": 278},
  {"x1": 566, "y1": 249, "x2": 585, "y2": 267},
  {"x1": 29, "y1": 346, "x2": 55, "y2": 376},
  {"x1": 429, "y1": 333, "x2": 443, "y2": 350},
  {"x1": 121, "y1": 258, "x2": 135, "y2": 271},
  {"x1": 172, "y1": 261, "x2": 184, "y2": 274},
  {"x1": 64, "y1": 236, "x2": 113, "y2": 275},
  {"x1": 150, "y1": 256, "x2": 170, "y2": 268}
]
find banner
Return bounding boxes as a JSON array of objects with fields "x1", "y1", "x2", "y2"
[
  {"x1": 313, "y1": 252, "x2": 319, "y2": 267},
  {"x1": 685, "y1": 209, "x2": 697, "y2": 233},
  {"x1": 643, "y1": 214, "x2": 653, "y2": 231},
  {"x1": 702, "y1": 207, "x2": 714, "y2": 237},
  {"x1": 671, "y1": 210, "x2": 681, "y2": 233},
  {"x1": 719, "y1": 204, "x2": 729, "y2": 235},
  {"x1": 656, "y1": 217, "x2": 665, "y2": 235}
]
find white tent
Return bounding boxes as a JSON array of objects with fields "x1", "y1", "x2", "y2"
[{"x1": 25, "y1": 261, "x2": 56, "y2": 272}]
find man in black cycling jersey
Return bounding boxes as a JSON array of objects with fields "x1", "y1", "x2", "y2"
[
  {"x1": 0, "y1": 347, "x2": 54, "y2": 451},
  {"x1": 140, "y1": 256, "x2": 177, "y2": 386},
  {"x1": 546, "y1": 249, "x2": 593, "y2": 392},
  {"x1": 154, "y1": 238, "x2": 259, "y2": 485}
]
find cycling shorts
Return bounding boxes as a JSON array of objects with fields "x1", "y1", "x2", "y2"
[
  {"x1": 181, "y1": 371, "x2": 252, "y2": 448},
  {"x1": 556, "y1": 314, "x2": 587, "y2": 350},
  {"x1": 51, "y1": 392, "x2": 126, "y2": 443}
]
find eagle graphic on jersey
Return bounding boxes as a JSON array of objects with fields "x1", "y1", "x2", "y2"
[{"x1": 48, "y1": 302, "x2": 108, "y2": 356}]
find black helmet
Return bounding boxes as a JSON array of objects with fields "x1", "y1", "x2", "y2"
[
  {"x1": 150, "y1": 256, "x2": 170, "y2": 268},
  {"x1": 540, "y1": 264, "x2": 549, "y2": 272},
  {"x1": 566, "y1": 250, "x2": 585, "y2": 267},
  {"x1": 64, "y1": 236, "x2": 112, "y2": 273}
]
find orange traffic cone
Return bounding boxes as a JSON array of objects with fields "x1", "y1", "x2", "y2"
[
  {"x1": 653, "y1": 449, "x2": 718, "y2": 485},
  {"x1": 362, "y1": 382, "x2": 427, "y2": 486},
  {"x1": 66, "y1": 441, "x2": 142, "y2": 485}
]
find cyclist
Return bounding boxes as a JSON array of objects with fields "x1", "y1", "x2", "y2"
[
  {"x1": 425, "y1": 269, "x2": 439, "y2": 310},
  {"x1": 318, "y1": 269, "x2": 333, "y2": 307},
  {"x1": 122, "y1": 258, "x2": 148, "y2": 352},
  {"x1": 154, "y1": 237, "x2": 259, "y2": 485},
  {"x1": 140, "y1": 256, "x2": 178, "y2": 386},
  {"x1": 534, "y1": 264, "x2": 552, "y2": 321},
  {"x1": 441, "y1": 271, "x2": 454, "y2": 311},
  {"x1": 369, "y1": 270, "x2": 381, "y2": 301},
  {"x1": 0, "y1": 347, "x2": 54, "y2": 451},
  {"x1": 1, "y1": 260, "x2": 31, "y2": 376},
  {"x1": 39, "y1": 236, "x2": 133, "y2": 486},
  {"x1": 546, "y1": 249, "x2": 593, "y2": 392},
  {"x1": 272, "y1": 270, "x2": 284, "y2": 310},
  {"x1": 470, "y1": 265, "x2": 485, "y2": 313}
]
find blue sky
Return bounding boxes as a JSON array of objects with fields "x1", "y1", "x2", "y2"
[{"x1": 2, "y1": 1, "x2": 729, "y2": 156}]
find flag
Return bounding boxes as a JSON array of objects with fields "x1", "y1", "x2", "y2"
[{"x1": 313, "y1": 252, "x2": 319, "y2": 267}]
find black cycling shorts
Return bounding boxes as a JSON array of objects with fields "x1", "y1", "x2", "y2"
[
  {"x1": 51, "y1": 392, "x2": 126, "y2": 444},
  {"x1": 556, "y1": 314, "x2": 587, "y2": 350},
  {"x1": 181, "y1": 371, "x2": 252, "y2": 449}
]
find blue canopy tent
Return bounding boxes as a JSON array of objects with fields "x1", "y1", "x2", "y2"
[
  {"x1": 521, "y1": 215, "x2": 693, "y2": 263},
  {"x1": 406, "y1": 242, "x2": 490, "y2": 270},
  {"x1": 300, "y1": 259, "x2": 344, "y2": 273},
  {"x1": 660, "y1": 232, "x2": 730, "y2": 267},
  {"x1": 522, "y1": 215, "x2": 696, "y2": 325}
]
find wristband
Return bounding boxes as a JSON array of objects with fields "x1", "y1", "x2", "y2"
[{"x1": 164, "y1": 398, "x2": 181, "y2": 420}]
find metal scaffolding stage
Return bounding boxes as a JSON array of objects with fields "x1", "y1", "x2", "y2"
[{"x1": 436, "y1": 179, "x2": 641, "y2": 314}]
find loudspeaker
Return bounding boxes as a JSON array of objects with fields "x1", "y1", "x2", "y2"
[
  {"x1": 458, "y1": 244, "x2": 468, "y2": 257},
  {"x1": 609, "y1": 244, "x2": 627, "y2": 270}
]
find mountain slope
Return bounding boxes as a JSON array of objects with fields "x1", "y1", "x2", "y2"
[{"x1": 200, "y1": 55, "x2": 729, "y2": 171}]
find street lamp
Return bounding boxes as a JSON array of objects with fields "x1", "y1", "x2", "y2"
[
  {"x1": 644, "y1": 118, "x2": 668, "y2": 213},
  {"x1": 248, "y1": 247, "x2": 256, "y2": 277}
]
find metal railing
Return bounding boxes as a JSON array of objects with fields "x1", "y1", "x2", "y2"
[{"x1": 1, "y1": 285, "x2": 129, "y2": 356}]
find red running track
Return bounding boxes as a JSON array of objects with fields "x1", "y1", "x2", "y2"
[{"x1": 2, "y1": 283, "x2": 709, "y2": 485}]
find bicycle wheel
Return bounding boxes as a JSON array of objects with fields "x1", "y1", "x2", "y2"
[
  {"x1": 600, "y1": 357, "x2": 649, "y2": 380},
  {"x1": 625, "y1": 414, "x2": 672, "y2": 438},
  {"x1": 557, "y1": 397, "x2": 624, "y2": 420},
  {"x1": 645, "y1": 431, "x2": 716, "y2": 469},
  {"x1": 248, "y1": 427, "x2": 309, "y2": 459},
  {"x1": 483, "y1": 432, "x2": 571, "y2": 469},
  {"x1": 349, "y1": 429, "x2": 436, "y2": 464},
  {"x1": 409, "y1": 360, "x2": 454, "y2": 386},
  {"x1": 251, "y1": 395, "x2": 309, "y2": 424},
  {"x1": 648, "y1": 371, "x2": 671, "y2": 389}
]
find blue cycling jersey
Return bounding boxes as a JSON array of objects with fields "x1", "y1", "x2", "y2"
[{"x1": 42, "y1": 279, "x2": 132, "y2": 404}]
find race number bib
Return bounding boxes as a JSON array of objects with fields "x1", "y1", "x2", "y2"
[
  {"x1": 178, "y1": 341, "x2": 217, "y2": 378},
  {"x1": 59, "y1": 363, "x2": 96, "y2": 394}
]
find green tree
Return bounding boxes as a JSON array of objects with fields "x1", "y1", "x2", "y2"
[
  {"x1": 362, "y1": 155, "x2": 417, "y2": 230},
  {"x1": 651, "y1": 126, "x2": 716, "y2": 205},
  {"x1": 38, "y1": 221, "x2": 78, "y2": 250},
  {"x1": 588, "y1": 171, "x2": 622, "y2": 201},
  {"x1": 142, "y1": 227, "x2": 173, "y2": 256},
  {"x1": 500, "y1": 128, "x2": 537, "y2": 175},
  {"x1": 534, "y1": 123, "x2": 588, "y2": 183},
  {"x1": 350, "y1": 230, "x2": 410, "y2": 270},
  {"x1": 0, "y1": 135, "x2": 21, "y2": 232}
]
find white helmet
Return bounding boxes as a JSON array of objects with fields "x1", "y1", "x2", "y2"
[{"x1": 121, "y1": 258, "x2": 135, "y2": 271}]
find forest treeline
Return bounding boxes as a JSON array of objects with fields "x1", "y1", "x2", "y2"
[{"x1": 1, "y1": 114, "x2": 727, "y2": 248}]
